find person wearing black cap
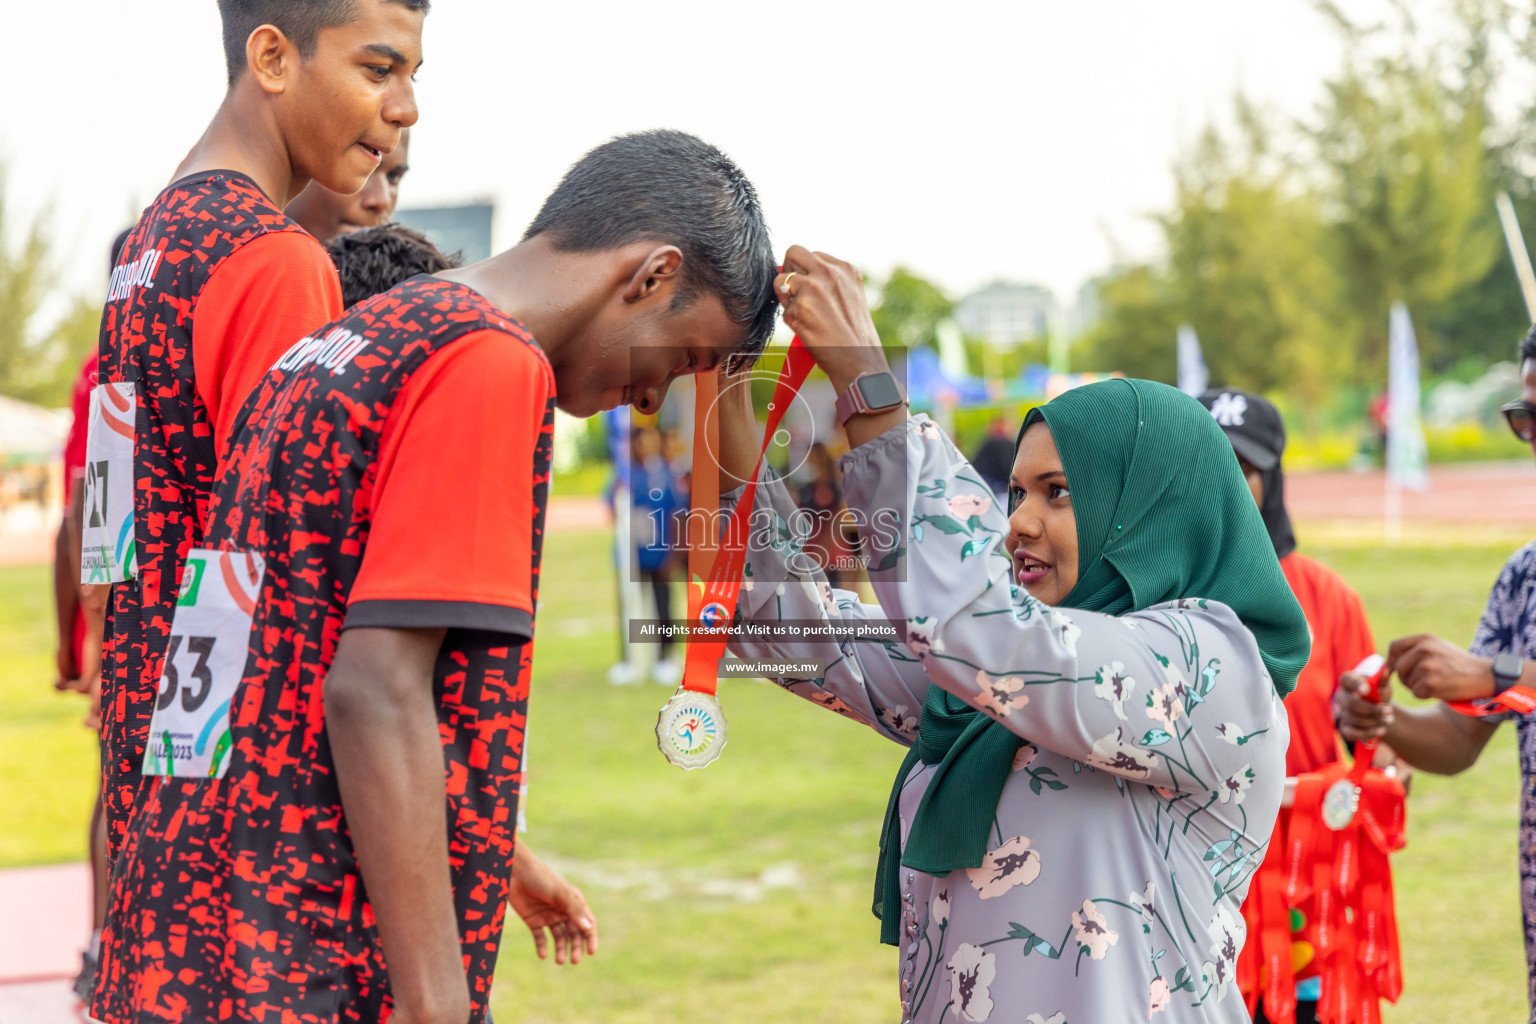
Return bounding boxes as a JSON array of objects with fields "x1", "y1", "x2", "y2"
[{"x1": 1198, "y1": 388, "x2": 1383, "y2": 1024}]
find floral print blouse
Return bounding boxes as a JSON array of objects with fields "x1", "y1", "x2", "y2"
[{"x1": 726, "y1": 416, "x2": 1289, "y2": 1023}]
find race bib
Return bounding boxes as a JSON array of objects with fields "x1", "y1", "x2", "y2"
[
  {"x1": 80, "y1": 382, "x2": 138, "y2": 583},
  {"x1": 142, "y1": 548, "x2": 265, "y2": 779}
]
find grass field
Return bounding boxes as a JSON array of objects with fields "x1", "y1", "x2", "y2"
[{"x1": 0, "y1": 522, "x2": 1530, "y2": 1021}]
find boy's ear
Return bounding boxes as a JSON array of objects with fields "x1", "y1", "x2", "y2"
[
  {"x1": 245, "y1": 25, "x2": 297, "y2": 96},
  {"x1": 622, "y1": 245, "x2": 684, "y2": 305}
]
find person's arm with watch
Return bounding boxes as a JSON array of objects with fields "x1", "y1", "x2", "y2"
[{"x1": 1387, "y1": 633, "x2": 1532, "y2": 703}]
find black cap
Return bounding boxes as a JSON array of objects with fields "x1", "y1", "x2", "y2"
[{"x1": 1196, "y1": 388, "x2": 1285, "y2": 471}]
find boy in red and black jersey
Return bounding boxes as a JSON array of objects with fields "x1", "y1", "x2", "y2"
[
  {"x1": 97, "y1": 131, "x2": 778, "y2": 1024},
  {"x1": 91, "y1": 0, "x2": 426, "y2": 857}
]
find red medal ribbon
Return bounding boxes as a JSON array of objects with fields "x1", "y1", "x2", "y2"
[
  {"x1": 679, "y1": 339, "x2": 816, "y2": 696},
  {"x1": 1239, "y1": 825, "x2": 1297, "y2": 1023},
  {"x1": 1280, "y1": 660, "x2": 1406, "y2": 1024},
  {"x1": 1449, "y1": 685, "x2": 1536, "y2": 717}
]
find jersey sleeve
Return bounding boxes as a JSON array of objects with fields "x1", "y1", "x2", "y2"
[
  {"x1": 344, "y1": 330, "x2": 553, "y2": 640},
  {"x1": 62, "y1": 353, "x2": 97, "y2": 503},
  {"x1": 192, "y1": 229, "x2": 342, "y2": 461}
]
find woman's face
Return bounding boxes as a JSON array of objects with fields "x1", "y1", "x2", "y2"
[{"x1": 1004, "y1": 423, "x2": 1079, "y2": 605}]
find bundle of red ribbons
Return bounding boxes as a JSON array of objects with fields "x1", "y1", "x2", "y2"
[{"x1": 1241, "y1": 656, "x2": 1406, "y2": 1024}]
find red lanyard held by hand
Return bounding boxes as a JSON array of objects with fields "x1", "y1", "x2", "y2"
[
  {"x1": 1284, "y1": 654, "x2": 1407, "y2": 1024},
  {"x1": 654, "y1": 339, "x2": 816, "y2": 769},
  {"x1": 1448, "y1": 673, "x2": 1536, "y2": 718}
]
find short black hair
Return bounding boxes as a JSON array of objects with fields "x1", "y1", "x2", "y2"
[
  {"x1": 523, "y1": 130, "x2": 778, "y2": 356},
  {"x1": 218, "y1": 0, "x2": 430, "y2": 86},
  {"x1": 109, "y1": 228, "x2": 131, "y2": 272},
  {"x1": 1520, "y1": 323, "x2": 1536, "y2": 365},
  {"x1": 325, "y1": 223, "x2": 458, "y2": 307}
]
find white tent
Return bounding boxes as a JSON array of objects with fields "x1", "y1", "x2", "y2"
[{"x1": 0, "y1": 394, "x2": 69, "y2": 464}]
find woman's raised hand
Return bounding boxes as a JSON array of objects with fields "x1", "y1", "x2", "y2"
[{"x1": 776, "y1": 245, "x2": 889, "y2": 392}]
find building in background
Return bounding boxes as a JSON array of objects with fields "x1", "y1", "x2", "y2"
[
  {"x1": 1068, "y1": 276, "x2": 1106, "y2": 339},
  {"x1": 954, "y1": 280, "x2": 1057, "y2": 347},
  {"x1": 394, "y1": 201, "x2": 495, "y2": 264}
]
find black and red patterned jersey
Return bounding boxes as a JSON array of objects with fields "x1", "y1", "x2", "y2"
[
  {"x1": 93, "y1": 277, "x2": 555, "y2": 1024},
  {"x1": 98, "y1": 169, "x2": 342, "y2": 854}
]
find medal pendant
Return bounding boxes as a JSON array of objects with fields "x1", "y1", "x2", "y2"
[
  {"x1": 1321, "y1": 777, "x2": 1361, "y2": 830},
  {"x1": 656, "y1": 689, "x2": 728, "y2": 770}
]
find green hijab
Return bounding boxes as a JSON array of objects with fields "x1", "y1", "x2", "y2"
[{"x1": 874, "y1": 378, "x2": 1310, "y2": 943}]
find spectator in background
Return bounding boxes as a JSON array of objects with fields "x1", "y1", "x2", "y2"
[
  {"x1": 971, "y1": 413, "x2": 1016, "y2": 500},
  {"x1": 795, "y1": 441, "x2": 857, "y2": 587},
  {"x1": 53, "y1": 226, "x2": 129, "y2": 1004},
  {"x1": 1198, "y1": 388, "x2": 1387, "y2": 1024},
  {"x1": 1336, "y1": 325, "x2": 1536, "y2": 1017},
  {"x1": 630, "y1": 424, "x2": 685, "y2": 686}
]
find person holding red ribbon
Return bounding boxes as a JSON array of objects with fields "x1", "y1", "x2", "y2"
[
  {"x1": 1198, "y1": 387, "x2": 1404, "y2": 1024},
  {"x1": 1336, "y1": 326, "x2": 1536, "y2": 1019},
  {"x1": 716, "y1": 247, "x2": 1310, "y2": 1023}
]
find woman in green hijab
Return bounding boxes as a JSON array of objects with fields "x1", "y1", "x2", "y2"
[{"x1": 719, "y1": 247, "x2": 1309, "y2": 1023}]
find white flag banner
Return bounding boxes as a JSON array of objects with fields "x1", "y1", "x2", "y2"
[
  {"x1": 1177, "y1": 324, "x2": 1209, "y2": 397},
  {"x1": 1386, "y1": 302, "x2": 1429, "y2": 491}
]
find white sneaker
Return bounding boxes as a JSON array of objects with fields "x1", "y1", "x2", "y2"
[
  {"x1": 651, "y1": 658, "x2": 684, "y2": 687},
  {"x1": 607, "y1": 661, "x2": 643, "y2": 686}
]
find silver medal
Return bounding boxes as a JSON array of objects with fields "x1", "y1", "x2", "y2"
[
  {"x1": 1321, "y1": 778, "x2": 1361, "y2": 830},
  {"x1": 656, "y1": 689, "x2": 728, "y2": 770}
]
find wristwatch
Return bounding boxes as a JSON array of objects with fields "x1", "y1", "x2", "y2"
[
  {"x1": 1493, "y1": 652, "x2": 1524, "y2": 695},
  {"x1": 835, "y1": 371, "x2": 907, "y2": 426}
]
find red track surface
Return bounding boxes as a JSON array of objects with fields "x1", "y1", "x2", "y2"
[
  {"x1": 1285, "y1": 461, "x2": 1536, "y2": 526},
  {"x1": 0, "y1": 864, "x2": 90, "y2": 1022}
]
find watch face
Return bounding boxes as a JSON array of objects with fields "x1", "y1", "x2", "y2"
[{"x1": 857, "y1": 372, "x2": 904, "y2": 410}]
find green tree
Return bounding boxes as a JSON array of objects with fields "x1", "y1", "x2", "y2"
[
  {"x1": 1085, "y1": 0, "x2": 1533, "y2": 409},
  {"x1": 1429, "y1": 0, "x2": 1536, "y2": 365},
  {"x1": 1311, "y1": 0, "x2": 1504, "y2": 377},
  {"x1": 870, "y1": 267, "x2": 954, "y2": 353},
  {"x1": 1080, "y1": 102, "x2": 1349, "y2": 412},
  {"x1": 0, "y1": 167, "x2": 100, "y2": 407}
]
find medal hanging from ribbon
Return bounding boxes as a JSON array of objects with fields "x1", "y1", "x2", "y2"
[
  {"x1": 1284, "y1": 654, "x2": 1406, "y2": 1024},
  {"x1": 654, "y1": 339, "x2": 816, "y2": 769}
]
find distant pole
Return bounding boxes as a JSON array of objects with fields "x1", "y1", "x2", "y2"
[
  {"x1": 612, "y1": 405, "x2": 637, "y2": 666},
  {"x1": 1048, "y1": 312, "x2": 1069, "y2": 374},
  {"x1": 1176, "y1": 324, "x2": 1209, "y2": 396},
  {"x1": 1385, "y1": 302, "x2": 1429, "y2": 546},
  {"x1": 1495, "y1": 192, "x2": 1536, "y2": 321},
  {"x1": 1384, "y1": 473, "x2": 1402, "y2": 546}
]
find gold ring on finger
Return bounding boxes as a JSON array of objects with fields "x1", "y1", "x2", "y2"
[{"x1": 782, "y1": 271, "x2": 798, "y2": 298}]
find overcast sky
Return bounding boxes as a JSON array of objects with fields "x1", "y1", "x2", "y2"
[{"x1": 7, "y1": 0, "x2": 1357, "y2": 309}]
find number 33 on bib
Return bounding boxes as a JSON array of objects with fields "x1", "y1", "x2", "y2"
[{"x1": 142, "y1": 548, "x2": 265, "y2": 779}]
